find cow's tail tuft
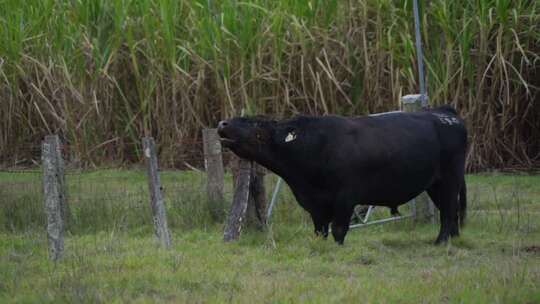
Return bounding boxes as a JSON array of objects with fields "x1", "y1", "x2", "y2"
[{"x1": 459, "y1": 176, "x2": 467, "y2": 227}]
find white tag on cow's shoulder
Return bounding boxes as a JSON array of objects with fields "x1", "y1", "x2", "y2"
[{"x1": 285, "y1": 132, "x2": 296, "y2": 142}]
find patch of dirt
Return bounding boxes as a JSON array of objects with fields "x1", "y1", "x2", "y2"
[{"x1": 521, "y1": 245, "x2": 540, "y2": 254}]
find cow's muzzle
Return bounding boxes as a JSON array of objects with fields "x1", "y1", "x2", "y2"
[
  {"x1": 218, "y1": 120, "x2": 229, "y2": 130},
  {"x1": 217, "y1": 120, "x2": 235, "y2": 144}
]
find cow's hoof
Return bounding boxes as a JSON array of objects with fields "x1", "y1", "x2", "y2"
[
  {"x1": 450, "y1": 227, "x2": 460, "y2": 237},
  {"x1": 434, "y1": 235, "x2": 449, "y2": 245},
  {"x1": 333, "y1": 238, "x2": 345, "y2": 245}
]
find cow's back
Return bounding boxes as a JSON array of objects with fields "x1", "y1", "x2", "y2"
[{"x1": 312, "y1": 110, "x2": 465, "y2": 204}]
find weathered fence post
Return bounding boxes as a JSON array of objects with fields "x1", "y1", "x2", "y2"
[
  {"x1": 401, "y1": 94, "x2": 436, "y2": 224},
  {"x1": 223, "y1": 159, "x2": 252, "y2": 242},
  {"x1": 54, "y1": 137, "x2": 71, "y2": 231},
  {"x1": 202, "y1": 128, "x2": 225, "y2": 220},
  {"x1": 42, "y1": 135, "x2": 65, "y2": 260},
  {"x1": 142, "y1": 137, "x2": 171, "y2": 248},
  {"x1": 246, "y1": 164, "x2": 267, "y2": 229},
  {"x1": 231, "y1": 156, "x2": 267, "y2": 229}
]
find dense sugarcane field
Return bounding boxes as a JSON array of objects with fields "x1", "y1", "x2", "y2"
[
  {"x1": 0, "y1": 0, "x2": 539, "y2": 169},
  {"x1": 1, "y1": 0, "x2": 540, "y2": 303},
  {"x1": 0, "y1": 171, "x2": 539, "y2": 303}
]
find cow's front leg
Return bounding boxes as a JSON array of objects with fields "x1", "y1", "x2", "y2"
[
  {"x1": 331, "y1": 222, "x2": 348, "y2": 245},
  {"x1": 331, "y1": 205, "x2": 355, "y2": 245},
  {"x1": 311, "y1": 212, "x2": 330, "y2": 239}
]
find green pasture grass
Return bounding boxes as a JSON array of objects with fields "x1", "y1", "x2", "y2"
[
  {"x1": 0, "y1": 211, "x2": 538, "y2": 303},
  {"x1": 1, "y1": 170, "x2": 539, "y2": 233},
  {"x1": 0, "y1": 171, "x2": 539, "y2": 302}
]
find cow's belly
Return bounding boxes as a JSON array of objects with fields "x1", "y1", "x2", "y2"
[{"x1": 350, "y1": 155, "x2": 440, "y2": 206}]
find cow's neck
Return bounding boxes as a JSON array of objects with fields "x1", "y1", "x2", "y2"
[
  {"x1": 252, "y1": 155, "x2": 288, "y2": 178},
  {"x1": 252, "y1": 152, "x2": 313, "y2": 190}
]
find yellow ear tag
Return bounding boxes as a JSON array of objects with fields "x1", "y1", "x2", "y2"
[{"x1": 285, "y1": 132, "x2": 296, "y2": 142}]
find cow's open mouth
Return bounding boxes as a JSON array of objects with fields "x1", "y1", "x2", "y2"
[
  {"x1": 217, "y1": 130, "x2": 236, "y2": 145},
  {"x1": 219, "y1": 137, "x2": 235, "y2": 143}
]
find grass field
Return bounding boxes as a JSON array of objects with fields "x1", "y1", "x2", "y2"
[{"x1": 0, "y1": 171, "x2": 539, "y2": 303}]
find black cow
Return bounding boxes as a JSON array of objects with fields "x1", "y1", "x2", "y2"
[{"x1": 217, "y1": 106, "x2": 467, "y2": 245}]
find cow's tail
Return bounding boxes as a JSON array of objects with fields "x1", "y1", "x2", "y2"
[{"x1": 459, "y1": 176, "x2": 467, "y2": 227}]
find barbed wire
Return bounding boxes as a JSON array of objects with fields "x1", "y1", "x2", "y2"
[{"x1": 0, "y1": 169, "x2": 42, "y2": 174}]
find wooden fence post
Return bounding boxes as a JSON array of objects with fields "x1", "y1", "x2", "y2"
[
  {"x1": 54, "y1": 136, "x2": 71, "y2": 231},
  {"x1": 223, "y1": 159, "x2": 252, "y2": 242},
  {"x1": 42, "y1": 135, "x2": 65, "y2": 260},
  {"x1": 246, "y1": 164, "x2": 267, "y2": 229},
  {"x1": 231, "y1": 156, "x2": 267, "y2": 229},
  {"x1": 202, "y1": 128, "x2": 225, "y2": 221},
  {"x1": 401, "y1": 94, "x2": 436, "y2": 224},
  {"x1": 142, "y1": 137, "x2": 171, "y2": 248}
]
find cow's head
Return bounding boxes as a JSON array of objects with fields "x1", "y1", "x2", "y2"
[
  {"x1": 217, "y1": 116, "x2": 278, "y2": 160},
  {"x1": 218, "y1": 115, "x2": 321, "y2": 178}
]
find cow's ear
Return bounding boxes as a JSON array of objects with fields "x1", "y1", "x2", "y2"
[
  {"x1": 272, "y1": 125, "x2": 298, "y2": 145},
  {"x1": 280, "y1": 127, "x2": 298, "y2": 143},
  {"x1": 284, "y1": 131, "x2": 297, "y2": 143}
]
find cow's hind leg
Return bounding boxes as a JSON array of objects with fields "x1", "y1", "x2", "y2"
[{"x1": 427, "y1": 180, "x2": 460, "y2": 244}]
